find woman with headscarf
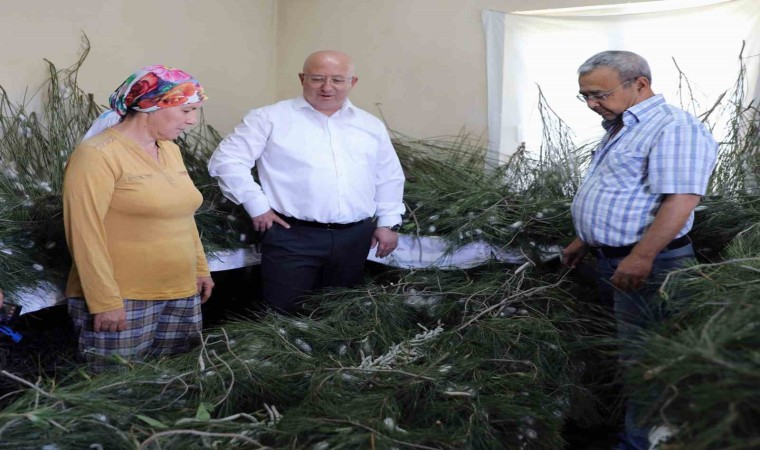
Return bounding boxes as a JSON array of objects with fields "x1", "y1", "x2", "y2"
[{"x1": 63, "y1": 65, "x2": 214, "y2": 371}]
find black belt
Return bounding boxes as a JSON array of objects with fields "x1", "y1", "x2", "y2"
[
  {"x1": 274, "y1": 211, "x2": 370, "y2": 230},
  {"x1": 589, "y1": 235, "x2": 691, "y2": 259}
]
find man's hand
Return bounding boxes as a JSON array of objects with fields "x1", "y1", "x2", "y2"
[
  {"x1": 610, "y1": 194, "x2": 701, "y2": 291},
  {"x1": 611, "y1": 253, "x2": 654, "y2": 291},
  {"x1": 561, "y1": 237, "x2": 588, "y2": 268},
  {"x1": 93, "y1": 307, "x2": 126, "y2": 332},
  {"x1": 252, "y1": 209, "x2": 291, "y2": 232},
  {"x1": 371, "y1": 227, "x2": 399, "y2": 258},
  {"x1": 197, "y1": 276, "x2": 215, "y2": 304},
  {"x1": 0, "y1": 289, "x2": 4, "y2": 309}
]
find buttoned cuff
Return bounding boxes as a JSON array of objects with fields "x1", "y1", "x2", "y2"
[
  {"x1": 243, "y1": 197, "x2": 271, "y2": 218},
  {"x1": 376, "y1": 215, "x2": 402, "y2": 227}
]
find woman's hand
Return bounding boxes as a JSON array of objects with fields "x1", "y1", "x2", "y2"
[
  {"x1": 197, "y1": 276, "x2": 215, "y2": 304},
  {"x1": 94, "y1": 307, "x2": 127, "y2": 332}
]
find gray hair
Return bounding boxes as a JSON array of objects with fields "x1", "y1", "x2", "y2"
[{"x1": 578, "y1": 51, "x2": 652, "y2": 83}]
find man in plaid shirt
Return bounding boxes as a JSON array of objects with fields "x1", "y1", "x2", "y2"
[{"x1": 562, "y1": 50, "x2": 717, "y2": 450}]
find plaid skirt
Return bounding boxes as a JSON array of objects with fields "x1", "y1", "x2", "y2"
[{"x1": 68, "y1": 296, "x2": 202, "y2": 372}]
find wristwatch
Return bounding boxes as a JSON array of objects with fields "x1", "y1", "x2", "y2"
[{"x1": 381, "y1": 224, "x2": 402, "y2": 232}]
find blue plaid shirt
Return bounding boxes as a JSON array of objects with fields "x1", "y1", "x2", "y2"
[{"x1": 572, "y1": 94, "x2": 717, "y2": 246}]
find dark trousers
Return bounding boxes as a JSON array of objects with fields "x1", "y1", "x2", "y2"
[
  {"x1": 260, "y1": 220, "x2": 375, "y2": 313},
  {"x1": 595, "y1": 244, "x2": 695, "y2": 450}
]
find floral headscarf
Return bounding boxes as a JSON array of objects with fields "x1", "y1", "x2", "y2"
[
  {"x1": 109, "y1": 65, "x2": 207, "y2": 116},
  {"x1": 81, "y1": 65, "x2": 207, "y2": 142}
]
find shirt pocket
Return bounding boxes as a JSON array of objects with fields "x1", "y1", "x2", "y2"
[
  {"x1": 118, "y1": 173, "x2": 155, "y2": 191},
  {"x1": 344, "y1": 131, "x2": 378, "y2": 166},
  {"x1": 173, "y1": 169, "x2": 200, "y2": 189},
  {"x1": 598, "y1": 146, "x2": 648, "y2": 190}
]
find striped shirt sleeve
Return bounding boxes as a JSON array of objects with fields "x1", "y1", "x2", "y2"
[{"x1": 648, "y1": 122, "x2": 716, "y2": 195}]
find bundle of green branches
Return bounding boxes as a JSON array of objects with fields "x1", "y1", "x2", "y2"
[
  {"x1": 684, "y1": 45, "x2": 760, "y2": 258},
  {"x1": 0, "y1": 45, "x2": 96, "y2": 293},
  {"x1": 393, "y1": 90, "x2": 587, "y2": 257},
  {"x1": 691, "y1": 195, "x2": 760, "y2": 261},
  {"x1": 0, "y1": 262, "x2": 611, "y2": 449},
  {"x1": 0, "y1": 38, "x2": 251, "y2": 300},
  {"x1": 703, "y1": 48, "x2": 760, "y2": 196},
  {"x1": 624, "y1": 223, "x2": 760, "y2": 450}
]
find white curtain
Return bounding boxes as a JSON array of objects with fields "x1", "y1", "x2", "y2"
[{"x1": 482, "y1": 0, "x2": 760, "y2": 163}]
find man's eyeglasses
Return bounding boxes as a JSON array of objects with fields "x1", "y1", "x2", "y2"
[
  {"x1": 577, "y1": 80, "x2": 633, "y2": 103},
  {"x1": 302, "y1": 74, "x2": 354, "y2": 87}
]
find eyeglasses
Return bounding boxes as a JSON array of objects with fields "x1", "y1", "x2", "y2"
[
  {"x1": 576, "y1": 80, "x2": 633, "y2": 103},
  {"x1": 302, "y1": 74, "x2": 354, "y2": 87}
]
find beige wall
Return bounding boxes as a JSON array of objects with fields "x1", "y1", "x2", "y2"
[
  {"x1": 276, "y1": 0, "x2": 650, "y2": 140},
  {"x1": 0, "y1": 0, "x2": 277, "y2": 135},
  {"x1": 1, "y1": 0, "x2": 653, "y2": 139}
]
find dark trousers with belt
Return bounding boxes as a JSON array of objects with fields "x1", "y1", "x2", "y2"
[
  {"x1": 590, "y1": 236, "x2": 694, "y2": 450},
  {"x1": 260, "y1": 218, "x2": 375, "y2": 313}
]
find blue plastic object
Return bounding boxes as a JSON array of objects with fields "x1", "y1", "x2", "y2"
[{"x1": 0, "y1": 325, "x2": 22, "y2": 343}]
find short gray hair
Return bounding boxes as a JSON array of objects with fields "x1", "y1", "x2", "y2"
[{"x1": 578, "y1": 51, "x2": 652, "y2": 83}]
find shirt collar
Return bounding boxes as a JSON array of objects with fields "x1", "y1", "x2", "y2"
[
  {"x1": 601, "y1": 94, "x2": 665, "y2": 131},
  {"x1": 294, "y1": 96, "x2": 355, "y2": 115},
  {"x1": 625, "y1": 94, "x2": 665, "y2": 123}
]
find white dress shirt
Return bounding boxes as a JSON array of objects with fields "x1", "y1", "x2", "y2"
[{"x1": 208, "y1": 96, "x2": 405, "y2": 226}]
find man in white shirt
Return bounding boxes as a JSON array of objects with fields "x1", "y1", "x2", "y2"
[{"x1": 208, "y1": 50, "x2": 405, "y2": 313}]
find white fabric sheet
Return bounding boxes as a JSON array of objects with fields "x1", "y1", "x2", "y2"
[
  {"x1": 483, "y1": 0, "x2": 760, "y2": 163},
  {"x1": 368, "y1": 234, "x2": 560, "y2": 269}
]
